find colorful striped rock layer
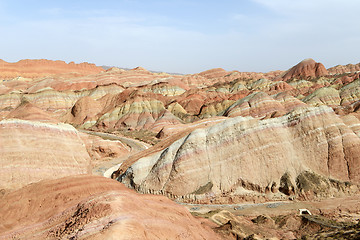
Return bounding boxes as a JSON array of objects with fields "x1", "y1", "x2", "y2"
[
  {"x1": 118, "y1": 106, "x2": 360, "y2": 203},
  {"x1": 1, "y1": 57, "x2": 360, "y2": 239},
  {"x1": 0, "y1": 175, "x2": 219, "y2": 240}
]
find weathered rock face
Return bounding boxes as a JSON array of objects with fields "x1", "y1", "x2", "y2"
[
  {"x1": 276, "y1": 58, "x2": 328, "y2": 82},
  {"x1": 302, "y1": 87, "x2": 341, "y2": 106},
  {"x1": 0, "y1": 175, "x2": 219, "y2": 240},
  {"x1": 93, "y1": 91, "x2": 175, "y2": 130},
  {"x1": 224, "y1": 92, "x2": 287, "y2": 119},
  {"x1": 118, "y1": 106, "x2": 360, "y2": 202},
  {"x1": 273, "y1": 92, "x2": 307, "y2": 112},
  {"x1": 79, "y1": 133, "x2": 131, "y2": 164},
  {"x1": 0, "y1": 59, "x2": 104, "y2": 79},
  {"x1": 0, "y1": 119, "x2": 91, "y2": 190},
  {"x1": 222, "y1": 91, "x2": 305, "y2": 120},
  {"x1": 328, "y1": 63, "x2": 360, "y2": 75},
  {"x1": 340, "y1": 79, "x2": 360, "y2": 106},
  {"x1": 67, "y1": 96, "x2": 103, "y2": 126}
]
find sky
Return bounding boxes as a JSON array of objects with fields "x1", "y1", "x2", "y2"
[{"x1": 0, "y1": 0, "x2": 359, "y2": 73}]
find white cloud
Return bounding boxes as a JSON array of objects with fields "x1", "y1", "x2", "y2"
[{"x1": 0, "y1": 15, "x2": 221, "y2": 73}]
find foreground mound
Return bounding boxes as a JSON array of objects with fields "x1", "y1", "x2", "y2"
[
  {"x1": 0, "y1": 119, "x2": 91, "y2": 191},
  {"x1": 118, "y1": 106, "x2": 360, "y2": 203},
  {"x1": 0, "y1": 175, "x2": 219, "y2": 240}
]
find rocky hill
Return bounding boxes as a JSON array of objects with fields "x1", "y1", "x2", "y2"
[
  {"x1": 0, "y1": 175, "x2": 219, "y2": 239},
  {"x1": 1, "y1": 58, "x2": 360, "y2": 239},
  {"x1": 328, "y1": 63, "x2": 360, "y2": 75}
]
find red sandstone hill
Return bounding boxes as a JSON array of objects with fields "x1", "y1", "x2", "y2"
[
  {"x1": 0, "y1": 59, "x2": 104, "y2": 79},
  {"x1": 0, "y1": 175, "x2": 219, "y2": 239},
  {"x1": 328, "y1": 63, "x2": 360, "y2": 75},
  {"x1": 276, "y1": 58, "x2": 328, "y2": 82}
]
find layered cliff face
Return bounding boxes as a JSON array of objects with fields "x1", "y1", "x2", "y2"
[
  {"x1": 0, "y1": 175, "x2": 219, "y2": 240},
  {"x1": 118, "y1": 106, "x2": 360, "y2": 202},
  {"x1": 0, "y1": 119, "x2": 91, "y2": 191}
]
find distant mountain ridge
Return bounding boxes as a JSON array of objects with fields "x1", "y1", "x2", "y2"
[
  {"x1": 0, "y1": 59, "x2": 104, "y2": 79},
  {"x1": 100, "y1": 65, "x2": 185, "y2": 75}
]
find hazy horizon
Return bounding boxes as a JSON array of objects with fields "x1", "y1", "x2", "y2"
[{"x1": 1, "y1": 0, "x2": 359, "y2": 74}]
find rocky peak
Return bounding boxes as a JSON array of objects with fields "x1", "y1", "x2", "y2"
[{"x1": 276, "y1": 58, "x2": 328, "y2": 82}]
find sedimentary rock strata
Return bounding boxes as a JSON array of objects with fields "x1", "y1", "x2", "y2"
[
  {"x1": 0, "y1": 175, "x2": 219, "y2": 240},
  {"x1": 0, "y1": 59, "x2": 104, "y2": 79},
  {"x1": 328, "y1": 63, "x2": 360, "y2": 74},
  {"x1": 224, "y1": 92, "x2": 287, "y2": 119},
  {"x1": 119, "y1": 106, "x2": 360, "y2": 202},
  {"x1": 6, "y1": 101, "x2": 59, "y2": 122},
  {"x1": 1, "y1": 57, "x2": 360, "y2": 239},
  {"x1": 0, "y1": 119, "x2": 91, "y2": 190},
  {"x1": 1, "y1": 58, "x2": 359, "y2": 134}
]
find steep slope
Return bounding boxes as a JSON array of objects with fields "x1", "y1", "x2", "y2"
[
  {"x1": 0, "y1": 175, "x2": 219, "y2": 240},
  {"x1": 0, "y1": 119, "x2": 91, "y2": 191},
  {"x1": 118, "y1": 106, "x2": 360, "y2": 203},
  {"x1": 93, "y1": 90, "x2": 180, "y2": 130},
  {"x1": 66, "y1": 96, "x2": 103, "y2": 126}
]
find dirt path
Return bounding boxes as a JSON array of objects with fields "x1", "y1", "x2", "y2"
[
  {"x1": 181, "y1": 195, "x2": 360, "y2": 218},
  {"x1": 79, "y1": 129, "x2": 150, "y2": 151}
]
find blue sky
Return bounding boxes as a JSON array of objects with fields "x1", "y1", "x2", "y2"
[{"x1": 0, "y1": 0, "x2": 359, "y2": 73}]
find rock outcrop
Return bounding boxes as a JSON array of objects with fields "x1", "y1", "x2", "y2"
[
  {"x1": 118, "y1": 106, "x2": 360, "y2": 202},
  {"x1": 328, "y1": 63, "x2": 360, "y2": 75},
  {"x1": 67, "y1": 96, "x2": 103, "y2": 126},
  {"x1": 276, "y1": 58, "x2": 328, "y2": 82},
  {"x1": 0, "y1": 119, "x2": 91, "y2": 191},
  {"x1": 302, "y1": 87, "x2": 341, "y2": 106},
  {"x1": 224, "y1": 92, "x2": 287, "y2": 119},
  {"x1": 0, "y1": 175, "x2": 219, "y2": 240}
]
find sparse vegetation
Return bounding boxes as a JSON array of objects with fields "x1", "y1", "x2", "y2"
[{"x1": 113, "y1": 128, "x2": 160, "y2": 145}]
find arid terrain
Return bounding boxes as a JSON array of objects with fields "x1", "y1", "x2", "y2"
[{"x1": 1, "y1": 58, "x2": 360, "y2": 239}]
